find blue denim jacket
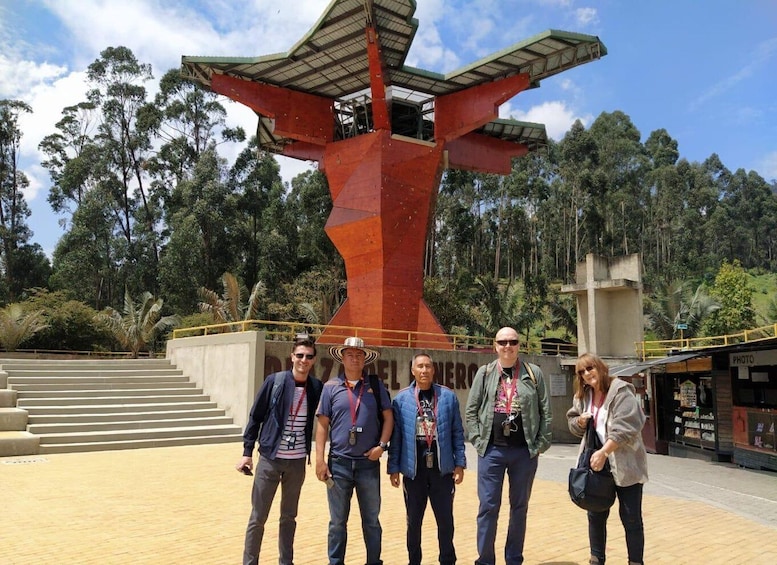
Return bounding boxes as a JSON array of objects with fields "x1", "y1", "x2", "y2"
[{"x1": 388, "y1": 382, "x2": 466, "y2": 479}]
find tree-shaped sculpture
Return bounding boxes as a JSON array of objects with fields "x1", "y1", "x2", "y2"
[{"x1": 182, "y1": 0, "x2": 606, "y2": 347}]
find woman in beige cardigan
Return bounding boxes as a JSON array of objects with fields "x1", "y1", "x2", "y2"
[{"x1": 567, "y1": 353, "x2": 648, "y2": 565}]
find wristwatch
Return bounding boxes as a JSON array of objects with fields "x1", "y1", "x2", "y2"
[{"x1": 378, "y1": 441, "x2": 389, "y2": 450}]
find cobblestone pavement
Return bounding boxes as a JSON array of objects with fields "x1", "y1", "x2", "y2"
[{"x1": 2, "y1": 442, "x2": 776, "y2": 564}]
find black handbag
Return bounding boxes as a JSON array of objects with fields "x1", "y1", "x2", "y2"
[{"x1": 568, "y1": 418, "x2": 617, "y2": 512}]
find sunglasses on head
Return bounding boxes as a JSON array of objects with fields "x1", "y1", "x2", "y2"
[
  {"x1": 495, "y1": 339, "x2": 519, "y2": 346},
  {"x1": 293, "y1": 353, "x2": 315, "y2": 360},
  {"x1": 577, "y1": 365, "x2": 595, "y2": 377}
]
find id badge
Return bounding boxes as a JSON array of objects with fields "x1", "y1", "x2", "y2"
[
  {"x1": 502, "y1": 418, "x2": 511, "y2": 437},
  {"x1": 425, "y1": 451, "x2": 434, "y2": 469},
  {"x1": 348, "y1": 427, "x2": 357, "y2": 446},
  {"x1": 284, "y1": 434, "x2": 296, "y2": 449}
]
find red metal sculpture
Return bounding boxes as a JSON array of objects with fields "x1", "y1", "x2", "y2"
[{"x1": 182, "y1": 0, "x2": 606, "y2": 346}]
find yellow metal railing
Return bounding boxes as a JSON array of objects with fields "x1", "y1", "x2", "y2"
[
  {"x1": 172, "y1": 319, "x2": 493, "y2": 350},
  {"x1": 172, "y1": 319, "x2": 578, "y2": 355},
  {"x1": 636, "y1": 323, "x2": 777, "y2": 359}
]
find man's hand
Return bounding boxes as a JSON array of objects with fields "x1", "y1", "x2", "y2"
[
  {"x1": 453, "y1": 466, "x2": 464, "y2": 484},
  {"x1": 316, "y1": 460, "x2": 331, "y2": 482},
  {"x1": 390, "y1": 472, "x2": 401, "y2": 488},
  {"x1": 236, "y1": 456, "x2": 253, "y2": 473},
  {"x1": 365, "y1": 445, "x2": 383, "y2": 461}
]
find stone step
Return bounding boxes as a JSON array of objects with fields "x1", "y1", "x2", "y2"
[
  {"x1": 17, "y1": 394, "x2": 209, "y2": 407},
  {"x1": 0, "y1": 407, "x2": 28, "y2": 431},
  {"x1": 0, "y1": 359, "x2": 173, "y2": 368},
  {"x1": 10, "y1": 380, "x2": 196, "y2": 391},
  {"x1": 38, "y1": 433, "x2": 241, "y2": 454},
  {"x1": 39, "y1": 424, "x2": 242, "y2": 445},
  {"x1": 21, "y1": 401, "x2": 219, "y2": 415},
  {"x1": 6, "y1": 368, "x2": 184, "y2": 378},
  {"x1": 0, "y1": 431, "x2": 40, "y2": 457},
  {"x1": 28, "y1": 416, "x2": 235, "y2": 434},
  {"x1": 16, "y1": 387, "x2": 201, "y2": 399},
  {"x1": 0, "y1": 389, "x2": 17, "y2": 408},
  {"x1": 7, "y1": 374, "x2": 189, "y2": 386},
  {"x1": 27, "y1": 408, "x2": 227, "y2": 424}
]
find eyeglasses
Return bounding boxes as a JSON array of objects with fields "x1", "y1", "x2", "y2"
[
  {"x1": 576, "y1": 365, "x2": 595, "y2": 377},
  {"x1": 293, "y1": 353, "x2": 315, "y2": 360},
  {"x1": 495, "y1": 339, "x2": 519, "y2": 347}
]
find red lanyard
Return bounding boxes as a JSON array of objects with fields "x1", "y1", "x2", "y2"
[
  {"x1": 498, "y1": 361, "x2": 518, "y2": 413},
  {"x1": 289, "y1": 385, "x2": 307, "y2": 419},
  {"x1": 346, "y1": 379, "x2": 365, "y2": 426},
  {"x1": 415, "y1": 386, "x2": 438, "y2": 450}
]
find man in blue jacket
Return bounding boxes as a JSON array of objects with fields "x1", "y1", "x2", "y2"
[
  {"x1": 236, "y1": 335, "x2": 323, "y2": 565},
  {"x1": 388, "y1": 352, "x2": 466, "y2": 565}
]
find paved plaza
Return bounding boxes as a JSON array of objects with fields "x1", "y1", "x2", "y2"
[{"x1": 3, "y1": 442, "x2": 776, "y2": 564}]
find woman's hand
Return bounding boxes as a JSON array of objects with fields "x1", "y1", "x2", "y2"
[
  {"x1": 577, "y1": 411, "x2": 593, "y2": 427},
  {"x1": 589, "y1": 448, "x2": 609, "y2": 471}
]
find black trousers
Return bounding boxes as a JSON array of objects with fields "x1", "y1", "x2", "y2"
[{"x1": 402, "y1": 445, "x2": 456, "y2": 565}]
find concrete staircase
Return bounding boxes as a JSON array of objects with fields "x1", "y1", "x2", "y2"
[{"x1": 0, "y1": 358, "x2": 242, "y2": 456}]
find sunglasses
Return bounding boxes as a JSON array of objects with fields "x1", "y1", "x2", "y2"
[
  {"x1": 495, "y1": 339, "x2": 519, "y2": 347},
  {"x1": 293, "y1": 353, "x2": 315, "y2": 360},
  {"x1": 577, "y1": 365, "x2": 595, "y2": 377}
]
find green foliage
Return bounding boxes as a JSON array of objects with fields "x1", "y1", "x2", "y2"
[
  {"x1": 96, "y1": 289, "x2": 180, "y2": 357},
  {"x1": 0, "y1": 303, "x2": 48, "y2": 351},
  {"x1": 701, "y1": 260, "x2": 756, "y2": 336},
  {"x1": 198, "y1": 272, "x2": 266, "y2": 328},
  {"x1": 21, "y1": 289, "x2": 113, "y2": 351}
]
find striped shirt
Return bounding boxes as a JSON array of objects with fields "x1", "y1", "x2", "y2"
[{"x1": 276, "y1": 384, "x2": 308, "y2": 460}]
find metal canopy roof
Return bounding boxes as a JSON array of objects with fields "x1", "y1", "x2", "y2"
[
  {"x1": 610, "y1": 352, "x2": 705, "y2": 377},
  {"x1": 181, "y1": 0, "x2": 606, "y2": 100}
]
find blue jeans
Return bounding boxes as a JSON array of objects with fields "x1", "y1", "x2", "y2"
[
  {"x1": 475, "y1": 445, "x2": 537, "y2": 565},
  {"x1": 243, "y1": 456, "x2": 306, "y2": 565},
  {"x1": 327, "y1": 456, "x2": 383, "y2": 565},
  {"x1": 588, "y1": 482, "x2": 644, "y2": 564}
]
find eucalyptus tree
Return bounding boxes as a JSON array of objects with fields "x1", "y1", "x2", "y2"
[
  {"x1": 717, "y1": 168, "x2": 777, "y2": 269},
  {"x1": 162, "y1": 148, "x2": 236, "y2": 295},
  {"x1": 643, "y1": 129, "x2": 684, "y2": 277},
  {"x1": 0, "y1": 100, "x2": 48, "y2": 300},
  {"x1": 49, "y1": 190, "x2": 115, "y2": 309},
  {"x1": 588, "y1": 111, "x2": 649, "y2": 258},
  {"x1": 286, "y1": 169, "x2": 338, "y2": 272},
  {"x1": 142, "y1": 68, "x2": 242, "y2": 186},
  {"x1": 229, "y1": 139, "x2": 293, "y2": 293},
  {"x1": 39, "y1": 101, "x2": 101, "y2": 212},
  {"x1": 557, "y1": 119, "x2": 603, "y2": 266},
  {"x1": 84, "y1": 46, "x2": 160, "y2": 297}
]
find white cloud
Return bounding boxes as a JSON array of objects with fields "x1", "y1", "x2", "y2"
[
  {"x1": 575, "y1": 7, "x2": 598, "y2": 26},
  {"x1": 758, "y1": 151, "x2": 777, "y2": 182},
  {"x1": 501, "y1": 100, "x2": 590, "y2": 140}
]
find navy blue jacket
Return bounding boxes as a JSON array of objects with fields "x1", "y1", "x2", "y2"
[
  {"x1": 242, "y1": 370, "x2": 323, "y2": 460},
  {"x1": 388, "y1": 382, "x2": 466, "y2": 479}
]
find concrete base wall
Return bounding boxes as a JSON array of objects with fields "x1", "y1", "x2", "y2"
[
  {"x1": 166, "y1": 332, "x2": 265, "y2": 430},
  {"x1": 167, "y1": 333, "x2": 580, "y2": 444}
]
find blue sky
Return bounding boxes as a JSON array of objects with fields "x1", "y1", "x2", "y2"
[{"x1": 2, "y1": 0, "x2": 776, "y2": 259}]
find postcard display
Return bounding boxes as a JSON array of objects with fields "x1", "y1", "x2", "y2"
[{"x1": 672, "y1": 376, "x2": 716, "y2": 450}]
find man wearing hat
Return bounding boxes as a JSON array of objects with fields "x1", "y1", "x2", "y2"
[{"x1": 315, "y1": 337, "x2": 393, "y2": 565}]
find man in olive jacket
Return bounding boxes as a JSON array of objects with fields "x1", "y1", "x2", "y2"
[{"x1": 465, "y1": 327, "x2": 552, "y2": 565}]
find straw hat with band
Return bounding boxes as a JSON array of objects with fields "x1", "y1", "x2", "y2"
[{"x1": 329, "y1": 337, "x2": 380, "y2": 364}]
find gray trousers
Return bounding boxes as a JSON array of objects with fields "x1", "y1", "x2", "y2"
[{"x1": 243, "y1": 456, "x2": 307, "y2": 565}]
